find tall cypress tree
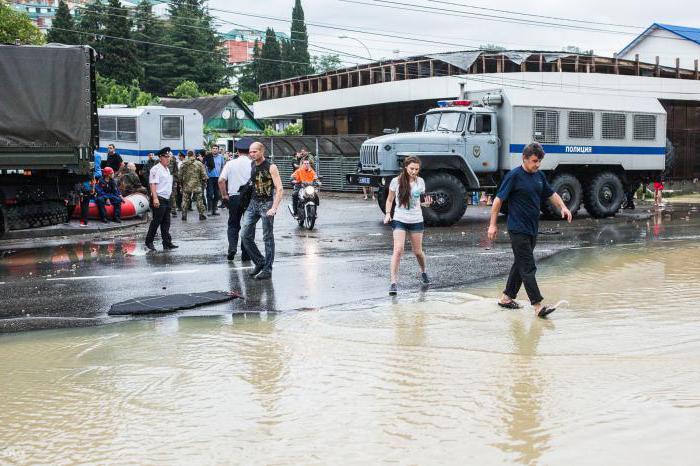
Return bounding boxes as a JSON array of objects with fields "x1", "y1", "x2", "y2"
[
  {"x1": 258, "y1": 28, "x2": 281, "y2": 84},
  {"x1": 162, "y1": 0, "x2": 227, "y2": 94},
  {"x1": 133, "y1": 0, "x2": 166, "y2": 94},
  {"x1": 99, "y1": 0, "x2": 142, "y2": 85},
  {"x1": 46, "y1": 0, "x2": 78, "y2": 44},
  {"x1": 237, "y1": 39, "x2": 261, "y2": 93},
  {"x1": 279, "y1": 37, "x2": 294, "y2": 79},
  {"x1": 288, "y1": 0, "x2": 312, "y2": 77}
]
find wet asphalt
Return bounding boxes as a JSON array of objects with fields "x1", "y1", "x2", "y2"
[{"x1": 1, "y1": 194, "x2": 699, "y2": 333}]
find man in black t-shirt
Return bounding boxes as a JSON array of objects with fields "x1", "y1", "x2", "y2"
[
  {"x1": 106, "y1": 144, "x2": 123, "y2": 172},
  {"x1": 487, "y1": 143, "x2": 572, "y2": 318}
]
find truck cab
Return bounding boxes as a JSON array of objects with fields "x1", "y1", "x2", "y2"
[{"x1": 348, "y1": 99, "x2": 499, "y2": 226}]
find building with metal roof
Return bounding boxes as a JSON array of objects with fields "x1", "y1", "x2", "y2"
[{"x1": 618, "y1": 23, "x2": 700, "y2": 70}]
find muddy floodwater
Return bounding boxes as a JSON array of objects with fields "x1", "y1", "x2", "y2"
[{"x1": 2, "y1": 241, "x2": 700, "y2": 465}]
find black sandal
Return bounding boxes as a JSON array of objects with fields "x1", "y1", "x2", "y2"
[
  {"x1": 537, "y1": 306, "x2": 556, "y2": 318},
  {"x1": 498, "y1": 300, "x2": 521, "y2": 309}
]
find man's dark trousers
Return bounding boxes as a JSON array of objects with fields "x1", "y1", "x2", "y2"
[
  {"x1": 504, "y1": 231, "x2": 544, "y2": 305},
  {"x1": 226, "y1": 195, "x2": 250, "y2": 260},
  {"x1": 146, "y1": 196, "x2": 172, "y2": 246}
]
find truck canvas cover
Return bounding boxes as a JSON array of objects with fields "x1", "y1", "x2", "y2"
[{"x1": 0, "y1": 45, "x2": 93, "y2": 149}]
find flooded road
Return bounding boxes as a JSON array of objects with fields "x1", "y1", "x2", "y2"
[{"x1": 2, "y1": 240, "x2": 699, "y2": 465}]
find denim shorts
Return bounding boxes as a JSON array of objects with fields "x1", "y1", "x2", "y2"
[{"x1": 391, "y1": 220, "x2": 424, "y2": 232}]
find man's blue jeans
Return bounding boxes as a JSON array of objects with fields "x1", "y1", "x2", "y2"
[{"x1": 241, "y1": 199, "x2": 275, "y2": 273}]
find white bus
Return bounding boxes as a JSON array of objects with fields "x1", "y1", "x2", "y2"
[{"x1": 97, "y1": 105, "x2": 204, "y2": 164}]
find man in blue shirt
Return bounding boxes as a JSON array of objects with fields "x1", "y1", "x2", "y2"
[
  {"x1": 488, "y1": 143, "x2": 572, "y2": 318},
  {"x1": 206, "y1": 145, "x2": 225, "y2": 216}
]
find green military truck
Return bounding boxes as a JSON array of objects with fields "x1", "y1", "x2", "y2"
[{"x1": 0, "y1": 44, "x2": 98, "y2": 236}]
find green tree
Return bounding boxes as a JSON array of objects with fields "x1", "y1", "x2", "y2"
[
  {"x1": 46, "y1": 0, "x2": 78, "y2": 44},
  {"x1": 169, "y1": 80, "x2": 203, "y2": 98},
  {"x1": 283, "y1": 123, "x2": 303, "y2": 135},
  {"x1": 96, "y1": 74, "x2": 158, "y2": 107},
  {"x1": 312, "y1": 54, "x2": 342, "y2": 73},
  {"x1": 99, "y1": 0, "x2": 142, "y2": 85},
  {"x1": 76, "y1": 1, "x2": 103, "y2": 50},
  {"x1": 287, "y1": 0, "x2": 312, "y2": 77},
  {"x1": 258, "y1": 28, "x2": 281, "y2": 84},
  {"x1": 133, "y1": 0, "x2": 167, "y2": 94},
  {"x1": 279, "y1": 38, "x2": 294, "y2": 79},
  {"x1": 479, "y1": 43, "x2": 506, "y2": 52},
  {"x1": 237, "y1": 39, "x2": 261, "y2": 93},
  {"x1": 0, "y1": 0, "x2": 45, "y2": 45},
  {"x1": 162, "y1": 0, "x2": 228, "y2": 94},
  {"x1": 563, "y1": 45, "x2": 594, "y2": 55},
  {"x1": 239, "y1": 90, "x2": 259, "y2": 106}
]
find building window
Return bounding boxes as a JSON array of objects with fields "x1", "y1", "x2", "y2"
[
  {"x1": 161, "y1": 116, "x2": 182, "y2": 139},
  {"x1": 533, "y1": 110, "x2": 559, "y2": 144},
  {"x1": 633, "y1": 114, "x2": 656, "y2": 140},
  {"x1": 602, "y1": 112, "x2": 626, "y2": 140},
  {"x1": 568, "y1": 111, "x2": 594, "y2": 139}
]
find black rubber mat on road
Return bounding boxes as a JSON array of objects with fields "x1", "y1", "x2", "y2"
[{"x1": 108, "y1": 291, "x2": 242, "y2": 316}]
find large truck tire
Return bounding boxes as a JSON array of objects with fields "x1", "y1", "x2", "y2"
[
  {"x1": 584, "y1": 172, "x2": 624, "y2": 218},
  {"x1": 422, "y1": 172, "x2": 468, "y2": 226},
  {"x1": 376, "y1": 186, "x2": 396, "y2": 218},
  {"x1": 543, "y1": 173, "x2": 582, "y2": 219}
]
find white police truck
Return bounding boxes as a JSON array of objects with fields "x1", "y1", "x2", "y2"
[
  {"x1": 347, "y1": 88, "x2": 667, "y2": 226},
  {"x1": 97, "y1": 105, "x2": 204, "y2": 164}
]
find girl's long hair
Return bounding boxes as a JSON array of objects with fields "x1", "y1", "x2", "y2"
[
  {"x1": 204, "y1": 151, "x2": 215, "y2": 171},
  {"x1": 397, "y1": 156, "x2": 420, "y2": 208}
]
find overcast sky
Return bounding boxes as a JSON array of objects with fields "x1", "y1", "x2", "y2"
[{"x1": 208, "y1": 0, "x2": 699, "y2": 66}]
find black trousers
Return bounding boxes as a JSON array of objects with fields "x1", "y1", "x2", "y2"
[
  {"x1": 226, "y1": 195, "x2": 249, "y2": 259},
  {"x1": 146, "y1": 196, "x2": 172, "y2": 245},
  {"x1": 504, "y1": 231, "x2": 544, "y2": 305}
]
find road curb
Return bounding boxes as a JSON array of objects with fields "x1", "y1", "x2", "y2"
[{"x1": 1, "y1": 215, "x2": 149, "y2": 240}]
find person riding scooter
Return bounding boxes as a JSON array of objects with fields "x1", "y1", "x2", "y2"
[{"x1": 290, "y1": 159, "x2": 319, "y2": 218}]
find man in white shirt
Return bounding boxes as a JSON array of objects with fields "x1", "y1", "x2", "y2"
[
  {"x1": 145, "y1": 147, "x2": 178, "y2": 251},
  {"x1": 218, "y1": 138, "x2": 254, "y2": 261}
]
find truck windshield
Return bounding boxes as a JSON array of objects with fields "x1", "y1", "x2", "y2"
[{"x1": 422, "y1": 112, "x2": 466, "y2": 132}]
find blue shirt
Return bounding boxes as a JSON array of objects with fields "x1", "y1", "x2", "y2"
[
  {"x1": 94, "y1": 153, "x2": 102, "y2": 179},
  {"x1": 207, "y1": 154, "x2": 225, "y2": 178},
  {"x1": 496, "y1": 166, "x2": 554, "y2": 237}
]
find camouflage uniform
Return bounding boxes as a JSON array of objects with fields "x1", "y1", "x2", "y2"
[
  {"x1": 168, "y1": 156, "x2": 179, "y2": 216},
  {"x1": 118, "y1": 171, "x2": 147, "y2": 196},
  {"x1": 178, "y1": 157, "x2": 208, "y2": 219}
]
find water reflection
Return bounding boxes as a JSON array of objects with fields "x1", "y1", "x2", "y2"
[{"x1": 494, "y1": 317, "x2": 553, "y2": 466}]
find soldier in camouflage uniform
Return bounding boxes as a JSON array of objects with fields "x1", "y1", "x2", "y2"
[
  {"x1": 168, "y1": 153, "x2": 179, "y2": 217},
  {"x1": 178, "y1": 150, "x2": 208, "y2": 221},
  {"x1": 118, "y1": 163, "x2": 147, "y2": 196}
]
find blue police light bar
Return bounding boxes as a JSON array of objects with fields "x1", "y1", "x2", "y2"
[{"x1": 436, "y1": 100, "x2": 451, "y2": 107}]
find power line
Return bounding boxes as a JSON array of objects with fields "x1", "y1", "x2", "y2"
[
  {"x1": 341, "y1": 0, "x2": 643, "y2": 35},
  {"x1": 426, "y1": 0, "x2": 641, "y2": 29}
]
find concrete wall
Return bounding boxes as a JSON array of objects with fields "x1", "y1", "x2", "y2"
[{"x1": 619, "y1": 28, "x2": 700, "y2": 70}]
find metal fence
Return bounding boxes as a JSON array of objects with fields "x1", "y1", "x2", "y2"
[{"x1": 251, "y1": 135, "x2": 369, "y2": 192}]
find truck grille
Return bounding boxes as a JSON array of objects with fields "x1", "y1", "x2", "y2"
[{"x1": 360, "y1": 144, "x2": 379, "y2": 166}]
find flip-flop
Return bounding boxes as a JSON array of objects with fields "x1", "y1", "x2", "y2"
[
  {"x1": 498, "y1": 301, "x2": 521, "y2": 309},
  {"x1": 537, "y1": 306, "x2": 556, "y2": 318}
]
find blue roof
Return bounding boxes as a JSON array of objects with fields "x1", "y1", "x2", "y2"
[
  {"x1": 655, "y1": 23, "x2": 700, "y2": 45},
  {"x1": 619, "y1": 23, "x2": 700, "y2": 56}
]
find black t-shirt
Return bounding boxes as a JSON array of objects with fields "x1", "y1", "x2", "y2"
[
  {"x1": 106, "y1": 152, "x2": 123, "y2": 171},
  {"x1": 496, "y1": 166, "x2": 554, "y2": 237}
]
